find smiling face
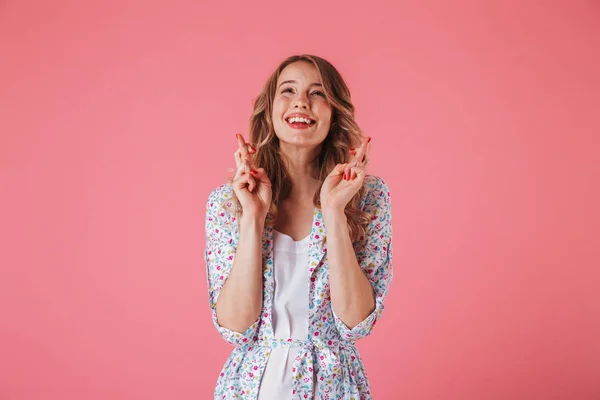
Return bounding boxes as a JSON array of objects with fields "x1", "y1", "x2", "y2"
[{"x1": 272, "y1": 61, "x2": 332, "y2": 150}]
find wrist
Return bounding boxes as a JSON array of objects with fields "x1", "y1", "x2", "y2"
[
  {"x1": 322, "y1": 207, "x2": 347, "y2": 226},
  {"x1": 239, "y1": 213, "x2": 266, "y2": 233}
]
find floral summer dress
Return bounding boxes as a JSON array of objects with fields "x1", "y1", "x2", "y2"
[{"x1": 204, "y1": 174, "x2": 393, "y2": 399}]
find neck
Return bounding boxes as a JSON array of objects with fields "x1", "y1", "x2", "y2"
[{"x1": 279, "y1": 145, "x2": 321, "y2": 202}]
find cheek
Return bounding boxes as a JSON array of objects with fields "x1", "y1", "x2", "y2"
[
  {"x1": 272, "y1": 97, "x2": 288, "y2": 116},
  {"x1": 317, "y1": 104, "x2": 332, "y2": 124}
]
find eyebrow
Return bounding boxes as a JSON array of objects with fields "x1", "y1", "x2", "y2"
[{"x1": 278, "y1": 80, "x2": 323, "y2": 88}]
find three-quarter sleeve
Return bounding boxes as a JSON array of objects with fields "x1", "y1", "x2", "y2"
[
  {"x1": 204, "y1": 185, "x2": 260, "y2": 346},
  {"x1": 333, "y1": 175, "x2": 393, "y2": 341}
]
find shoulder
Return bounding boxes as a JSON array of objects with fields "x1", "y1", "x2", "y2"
[
  {"x1": 362, "y1": 174, "x2": 390, "y2": 193},
  {"x1": 205, "y1": 183, "x2": 235, "y2": 221},
  {"x1": 361, "y1": 174, "x2": 392, "y2": 209},
  {"x1": 206, "y1": 182, "x2": 234, "y2": 206}
]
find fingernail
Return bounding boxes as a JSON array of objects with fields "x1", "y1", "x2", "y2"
[
  {"x1": 236, "y1": 133, "x2": 240, "y2": 139},
  {"x1": 367, "y1": 137, "x2": 372, "y2": 143},
  {"x1": 249, "y1": 147, "x2": 256, "y2": 153},
  {"x1": 251, "y1": 170, "x2": 258, "y2": 175}
]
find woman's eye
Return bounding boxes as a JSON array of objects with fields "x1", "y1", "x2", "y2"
[{"x1": 281, "y1": 88, "x2": 325, "y2": 97}]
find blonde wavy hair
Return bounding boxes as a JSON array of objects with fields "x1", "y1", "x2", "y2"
[{"x1": 226, "y1": 54, "x2": 371, "y2": 243}]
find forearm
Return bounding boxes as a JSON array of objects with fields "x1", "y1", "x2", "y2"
[
  {"x1": 215, "y1": 214, "x2": 264, "y2": 332},
  {"x1": 323, "y1": 209, "x2": 375, "y2": 329}
]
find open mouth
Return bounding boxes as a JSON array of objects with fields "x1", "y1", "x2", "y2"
[{"x1": 285, "y1": 116, "x2": 316, "y2": 129}]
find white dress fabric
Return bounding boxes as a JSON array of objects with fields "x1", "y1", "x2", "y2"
[{"x1": 257, "y1": 229, "x2": 310, "y2": 399}]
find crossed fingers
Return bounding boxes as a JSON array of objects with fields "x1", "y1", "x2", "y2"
[
  {"x1": 344, "y1": 136, "x2": 371, "y2": 180},
  {"x1": 233, "y1": 134, "x2": 260, "y2": 192}
]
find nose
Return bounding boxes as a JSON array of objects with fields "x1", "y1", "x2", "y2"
[
  {"x1": 294, "y1": 101, "x2": 308, "y2": 110},
  {"x1": 293, "y1": 92, "x2": 309, "y2": 109}
]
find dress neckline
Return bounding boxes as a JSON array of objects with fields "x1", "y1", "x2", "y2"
[{"x1": 273, "y1": 229, "x2": 311, "y2": 244}]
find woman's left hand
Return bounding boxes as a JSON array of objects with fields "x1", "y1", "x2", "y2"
[{"x1": 320, "y1": 137, "x2": 371, "y2": 213}]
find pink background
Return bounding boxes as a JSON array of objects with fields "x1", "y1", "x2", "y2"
[{"x1": 1, "y1": 0, "x2": 599, "y2": 399}]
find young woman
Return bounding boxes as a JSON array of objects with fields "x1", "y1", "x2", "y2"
[{"x1": 205, "y1": 54, "x2": 393, "y2": 399}]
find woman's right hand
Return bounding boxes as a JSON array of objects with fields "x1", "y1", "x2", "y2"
[{"x1": 232, "y1": 134, "x2": 272, "y2": 221}]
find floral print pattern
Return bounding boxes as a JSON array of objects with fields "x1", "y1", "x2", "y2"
[{"x1": 205, "y1": 174, "x2": 393, "y2": 399}]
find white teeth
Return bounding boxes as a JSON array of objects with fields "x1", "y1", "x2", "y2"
[{"x1": 287, "y1": 116, "x2": 313, "y2": 124}]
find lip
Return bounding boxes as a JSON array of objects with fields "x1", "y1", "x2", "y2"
[
  {"x1": 285, "y1": 113, "x2": 316, "y2": 123},
  {"x1": 285, "y1": 118, "x2": 314, "y2": 130}
]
